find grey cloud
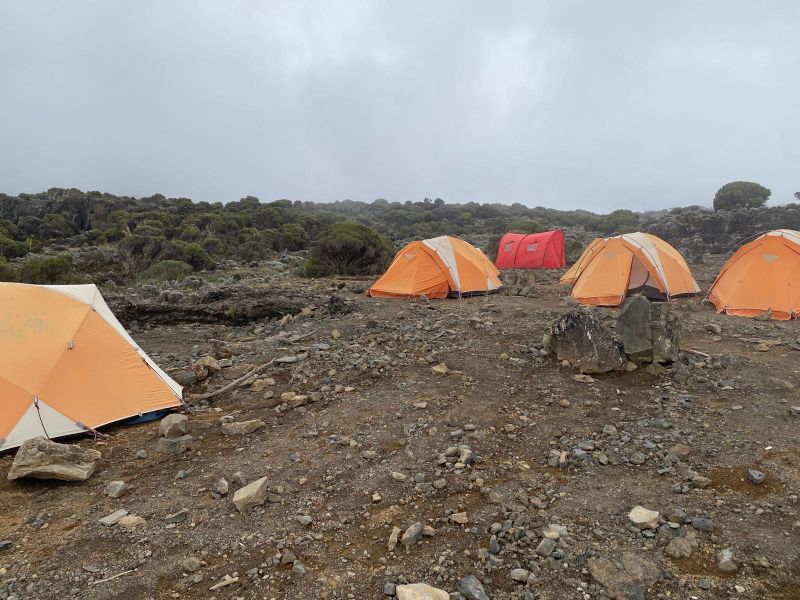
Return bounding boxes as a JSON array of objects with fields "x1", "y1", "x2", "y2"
[{"x1": 1, "y1": 1, "x2": 798, "y2": 211}]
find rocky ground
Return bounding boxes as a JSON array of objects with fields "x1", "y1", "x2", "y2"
[{"x1": 0, "y1": 257, "x2": 798, "y2": 600}]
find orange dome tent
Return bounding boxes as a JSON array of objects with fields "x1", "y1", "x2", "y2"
[
  {"x1": 707, "y1": 229, "x2": 800, "y2": 320},
  {"x1": 368, "y1": 235, "x2": 501, "y2": 299},
  {"x1": 561, "y1": 232, "x2": 699, "y2": 306},
  {"x1": 0, "y1": 283, "x2": 183, "y2": 451}
]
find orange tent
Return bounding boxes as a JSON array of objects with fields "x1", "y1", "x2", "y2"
[
  {"x1": 561, "y1": 232, "x2": 699, "y2": 306},
  {"x1": 368, "y1": 235, "x2": 501, "y2": 299},
  {"x1": 707, "y1": 229, "x2": 800, "y2": 320},
  {"x1": 0, "y1": 283, "x2": 183, "y2": 451}
]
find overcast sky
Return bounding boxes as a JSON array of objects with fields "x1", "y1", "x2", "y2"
[{"x1": 1, "y1": 1, "x2": 797, "y2": 212}]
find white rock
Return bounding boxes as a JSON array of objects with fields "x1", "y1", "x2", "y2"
[
  {"x1": 628, "y1": 505, "x2": 660, "y2": 529},
  {"x1": 232, "y1": 477, "x2": 269, "y2": 512},
  {"x1": 396, "y1": 583, "x2": 449, "y2": 600}
]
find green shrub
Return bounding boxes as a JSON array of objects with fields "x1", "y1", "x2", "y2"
[
  {"x1": 0, "y1": 233, "x2": 28, "y2": 259},
  {"x1": 0, "y1": 257, "x2": 16, "y2": 281},
  {"x1": 18, "y1": 256, "x2": 76, "y2": 284},
  {"x1": 140, "y1": 260, "x2": 193, "y2": 281},
  {"x1": 277, "y1": 223, "x2": 308, "y2": 251},
  {"x1": 305, "y1": 222, "x2": 393, "y2": 277}
]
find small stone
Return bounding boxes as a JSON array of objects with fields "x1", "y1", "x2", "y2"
[
  {"x1": 99, "y1": 509, "x2": 128, "y2": 527},
  {"x1": 628, "y1": 505, "x2": 659, "y2": 529},
  {"x1": 747, "y1": 469, "x2": 766, "y2": 485},
  {"x1": 665, "y1": 536, "x2": 694, "y2": 559},
  {"x1": 155, "y1": 435, "x2": 194, "y2": 455},
  {"x1": 717, "y1": 548, "x2": 738, "y2": 573},
  {"x1": 292, "y1": 560, "x2": 306, "y2": 575},
  {"x1": 165, "y1": 509, "x2": 189, "y2": 524},
  {"x1": 388, "y1": 526, "x2": 401, "y2": 551},
  {"x1": 0, "y1": 540, "x2": 11, "y2": 551},
  {"x1": 450, "y1": 512, "x2": 468, "y2": 524},
  {"x1": 182, "y1": 556, "x2": 202, "y2": 572},
  {"x1": 630, "y1": 451, "x2": 646, "y2": 465},
  {"x1": 232, "y1": 477, "x2": 269, "y2": 512},
  {"x1": 431, "y1": 363, "x2": 449, "y2": 375},
  {"x1": 135, "y1": 450, "x2": 148, "y2": 459},
  {"x1": 691, "y1": 517, "x2": 714, "y2": 532},
  {"x1": 211, "y1": 478, "x2": 229, "y2": 496},
  {"x1": 104, "y1": 480, "x2": 127, "y2": 499},
  {"x1": 396, "y1": 583, "x2": 449, "y2": 600},
  {"x1": 296, "y1": 515, "x2": 313, "y2": 526},
  {"x1": 510, "y1": 568, "x2": 530, "y2": 582},
  {"x1": 401, "y1": 522, "x2": 423, "y2": 548},
  {"x1": 384, "y1": 582, "x2": 397, "y2": 596},
  {"x1": 536, "y1": 537, "x2": 557, "y2": 557},
  {"x1": 221, "y1": 419, "x2": 265, "y2": 436},
  {"x1": 118, "y1": 515, "x2": 146, "y2": 529},
  {"x1": 457, "y1": 574, "x2": 489, "y2": 600}
]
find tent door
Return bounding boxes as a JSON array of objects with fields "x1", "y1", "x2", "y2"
[{"x1": 627, "y1": 256, "x2": 666, "y2": 300}]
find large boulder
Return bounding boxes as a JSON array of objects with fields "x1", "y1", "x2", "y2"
[
  {"x1": 617, "y1": 295, "x2": 681, "y2": 364},
  {"x1": 7, "y1": 437, "x2": 101, "y2": 482},
  {"x1": 546, "y1": 309, "x2": 626, "y2": 374}
]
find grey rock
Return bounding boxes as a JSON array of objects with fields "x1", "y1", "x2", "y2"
[
  {"x1": 221, "y1": 419, "x2": 266, "y2": 436},
  {"x1": 384, "y1": 582, "x2": 397, "y2": 596},
  {"x1": 691, "y1": 517, "x2": 714, "y2": 532},
  {"x1": 617, "y1": 294, "x2": 681, "y2": 364},
  {"x1": 0, "y1": 540, "x2": 12, "y2": 551},
  {"x1": 155, "y1": 434, "x2": 194, "y2": 455},
  {"x1": 401, "y1": 522, "x2": 424, "y2": 548},
  {"x1": 546, "y1": 309, "x2": 626, "y2": 373},
  {"x1": 104, "y1": 480, "x2": 127, "y2": 499},
  {"x1": 717, "y1": 548, "x2": 738, "y2": 573},
  {"x1": 588, "y1": 553, "x2": 659, "y2": 600},
  {"x1": 7, "y1": 438, "x2": 101, "y2": 482},
  {"x1": 232, "y1": 477, "x2": 269, "y2": 512},
  {"x1": 665, "y1": 536, "x2": 695, "y2": 559},
  {"x1": 457, "y1": 574, "x2": 489, "y2": 600},
  {"x1": 536, "y1": 537, "x2": 557, "y2": 557},
  {"x1": 99, "y1": 509, "x2": 128, "y2": 527},
  {"x1": 510, "y1": 568, "x2": 530, "y2": 582},
  {"x1": 181, "y1": 556, "x2": 201, "y2": 572},
  {"x1": 159, "y1": 414, "x2": 189, "y2": 438},
  {"x1": 165, "y1": 509, "x2": 189, "y2": 524},
  {"x1": 747, "y1": 469, "x2": 766, "y2": 484},
  {"x1": 135, "y1": 450, "x2": 148, "y2": 459}
]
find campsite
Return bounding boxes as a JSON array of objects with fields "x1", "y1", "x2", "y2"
[
  {"x1": 2, "y1": 2, "x2": 799, "y2": 599},
  {"x1": 1, "y1": 228, "x2": 799, "y2": 600}
]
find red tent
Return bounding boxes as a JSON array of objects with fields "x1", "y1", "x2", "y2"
[{"x1": 495, "y1": 230, "x2": 566, "y2": 269}]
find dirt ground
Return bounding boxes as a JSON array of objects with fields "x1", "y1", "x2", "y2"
[{"x1": 1, "y1": 258, "x2": 798, "y2": 600}]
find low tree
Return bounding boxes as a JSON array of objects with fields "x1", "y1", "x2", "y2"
[
  {"x1": 306, "y1": 222, "x2": 393, "y2": 277},
  {"x1": 713, "y1": 181, "x2": 770, "y2": 211}
]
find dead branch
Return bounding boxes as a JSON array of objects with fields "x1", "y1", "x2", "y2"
[{"x1": 196, "y1": 358, "x2": 276, "y2": 401}]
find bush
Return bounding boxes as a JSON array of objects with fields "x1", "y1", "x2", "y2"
[
  {"x1": 0, "y1": 257, "x2": 16, "y2": 281},
  {"x1": 18, "y1": 256, "x2": 76, "y2": 284},
  {"x1": 0, "y1": 233, "x2": 27, "y2": 259},
  {"x1": 306, "y1": 222, "x2": 393, "y2": 277},
  {"x1": 713, "y1": 181, "x2": 770, "y2": 211},
  {"x1": 140, "y1": 260, "x2": 193, "y2": 282},
  {"x1": 277, "y1": 223, "x2": 308, "y2": 251}
]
